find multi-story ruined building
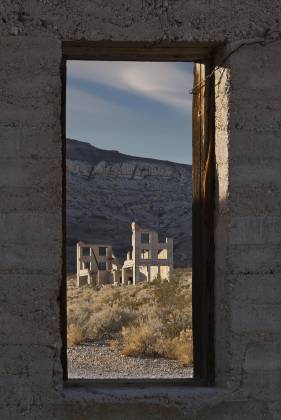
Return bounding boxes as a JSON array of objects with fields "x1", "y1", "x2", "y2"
[
  {"x1": 76, "y1": 241, "x2": 121, "y2": 287},
  {"x1": 76, "y1": 223, "x2": 173, "y2": 287},
  {"x1": 122, "y1": 222, "x2": 173, "y2": 285}
]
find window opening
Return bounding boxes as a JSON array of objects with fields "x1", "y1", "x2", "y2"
[
  {"x1": 84, "y1": 262, "x2": 90, "y2": 270},
  {"x1": 158, "y1": 233, "x2": 167, "y2": 243},
  {"x1": 99, "y1": 246, "x2": 107, "y2": 256},
  {"x1": 158, "y1": 249, "x2": 168, "y2": 259},
  {"x1": 141, "y1": 233, "x2": 150, "y2": 244},
  {"x1": 62, "y1": 46, "x2": 214, "y2": 385},
  {"x1": 82, "y1": 247, "x2": 90, "y2": 256},
  {"x1": 98, "y1": 261, "x2": 107, "y2": 271},
  {"x1": 141, "y1": 249, "x2": 150, "y2": 259}
]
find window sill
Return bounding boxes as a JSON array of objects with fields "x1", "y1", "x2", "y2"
[{"x1": 63, "y1": 380, "x2": 229, "y2": 407}]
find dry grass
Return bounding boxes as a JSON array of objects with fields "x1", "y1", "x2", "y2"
[
  {"x1": 67, "y1": 324, "x2": 85, "y2": 346},
  {"x1": 122, "y1": 321, "x2": 161, "y2": 358},
  {"x1": 67, "y1": 268, "x2": 193, "y2": 365},
  {"x1": 87, "y1": 305, "x2": 136, "y2": 340},
  {"x1": 155, "y1": 330, "x2": 193, "y2": 366},
  {"x1": 121, "y1": 324, "x2": 193, "y2": 365}
]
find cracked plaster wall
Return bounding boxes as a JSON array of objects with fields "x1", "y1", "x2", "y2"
[{"x1": 0, "y1": 1, "x2": 281, "y2": 419}]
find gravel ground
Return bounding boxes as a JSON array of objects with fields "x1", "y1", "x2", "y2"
[{"x1": 68, "y1": 340, "x2": 193, "y2": 379}]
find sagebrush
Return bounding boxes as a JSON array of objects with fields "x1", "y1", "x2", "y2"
[{"x1": 67, "y1": 268, "x2": 193, "y2": 365}]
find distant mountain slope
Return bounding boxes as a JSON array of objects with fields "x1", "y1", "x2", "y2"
[
  {"x1": 67, "y1": 138, "x2": 191, "y2": 169},
  {"x1": 66, "y1": 138, "x2": 192, "y2": 273}
]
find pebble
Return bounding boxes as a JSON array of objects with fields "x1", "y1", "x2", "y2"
[{"x1": 68, "y1": 340, "x2": 193, "y2": 379}]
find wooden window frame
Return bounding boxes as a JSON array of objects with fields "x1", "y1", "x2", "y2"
[{"x1": 61, "y1": 42, "x2": 216, "y2": 387}]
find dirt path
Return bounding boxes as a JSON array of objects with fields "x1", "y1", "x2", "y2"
[{"x1": 68, "y1": 340, "x2": 193, "y2": 379}]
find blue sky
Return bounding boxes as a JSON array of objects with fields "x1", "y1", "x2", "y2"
[{"x1": 66, "y1": 61, "x2": 193, "y2": 164}]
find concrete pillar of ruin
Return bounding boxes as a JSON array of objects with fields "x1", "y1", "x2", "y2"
[
  {"x1": 122, "y1": 268, "x2": 126, "y2": 285},
  {"x1": 133, "y1": 265, "x2": 140, "y2": 285}
]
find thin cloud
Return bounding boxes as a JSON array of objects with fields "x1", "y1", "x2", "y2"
[
  {"x1": 67, "y1": 86, "x2": 131, "y2": 118},
  {"x1": 67, "y1": 61, "x2": 193, "y2": 112},
  {"x1": 66, "y1": 86, "x2": 140, "y2": 142},
  {"x1": 66, "y1": 86, "x2": 179, "y2": 144},
  {"x1": 66, "y1": 62, "x2": 193, "y2": 164}
]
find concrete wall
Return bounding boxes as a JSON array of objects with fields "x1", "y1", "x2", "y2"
[{"x1": 0, "y1": 1, "x2": 281, "y2": 419}]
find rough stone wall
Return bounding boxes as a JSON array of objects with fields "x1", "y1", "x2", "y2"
[{"x1": 0, "y1": 1, "x2": 281, "y2": 419}]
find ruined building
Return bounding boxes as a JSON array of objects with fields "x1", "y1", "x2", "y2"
[
  {"x1": 76, "y1": 241, "x2": 122, "y2": 287},
  {"x1": 122, "y1": 222, "x2": 173, "y2": 285},
  {"x1": 76, "y1": 222, "x2": 173, "y2": 286}
]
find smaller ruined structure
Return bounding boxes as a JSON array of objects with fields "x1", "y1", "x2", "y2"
[
  {"x1": 122, "y1": 222, "x2": 173, "y2": 285},
  {"x1": 76, "y1": 241, "x2": 122, "y2": 287}
]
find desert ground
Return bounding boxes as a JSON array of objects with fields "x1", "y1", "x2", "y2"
[{"x1": 67, "y1": 269, "x2": 193, "y2": 379}]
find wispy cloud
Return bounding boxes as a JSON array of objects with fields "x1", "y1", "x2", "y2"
[
  {"x1": 66, "y1": 61, "x2": 193, "y2": 164},
  {"x1": 67, "y1": 61, "x2": 193, "y2": 112},
  {"x1": 67, "y1": 86, "x2": 131, "y2": 118},
  {"x1": 66, "y1": 86, "x2": 139, "y2": 144}
]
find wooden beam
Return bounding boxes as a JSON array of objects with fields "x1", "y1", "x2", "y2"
[
  {"x1": 62, "y1": 41, "x2": 216, "y2": 61},
  {"x1": 192, "y1": 62, "x2": 215, "y2": 385}
]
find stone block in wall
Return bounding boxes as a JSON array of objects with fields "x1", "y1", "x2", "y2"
[
  {"x1": 228, "y1": 160, "x2": 281, "y2": 189},
  {"x1": 0, "y1": 243, "x2": 61, "y2": 274},
  {"x1": 0, "y1": 344, "x2": 60, "y2": 380},
  {"x1": 230, "y1": 99, "x2": 281, "y2": 133},
  {"x1": 0, "y1": 374, "x2": 59, "y2": 418},
  {"x1": 229, "y1": 41, "x2": 281, "y2": 95},
  {"x1": 269, "y1": 401, "x2": 281, "y2": 420},
  {"x1": 0, "y1": 185, "x2": 62, "y2": 213},
  {"x1": 227, "y1": 244, "x2": 281, "y2": 274},
  {"x1": 0, "y1": 37, "x2": 61, "y2": 76},
  {"x1": 0, "y1": 301, "x2": 60, "y2": 345},
  {"x1": 230, "y1": 301, "x2": 281, "y2": 334},
  {"x1": 0, "y1": 159, "x2": 61, "y2": 189},
  {"x1": 0, "y1": 126, "x2": 61, "y2": 161},
  {"x1": 229, "y1": 187, "x2": 281, "y2": 217},
  {"x1": 1, "y1": 272, "x2": 60, "y2": 294},
  {"x1": 229, "y1": 216, "x2": 281, "y2": 245},
  {"x1": 242, "y1": 369, "x2": 281, "y2": 401},
  {"x1": 197, "y1": 400, "x2": 270, "y2": 420},
  {"x1": 229, "y1": 130, "x2": 281, "y2": 161},
  {"x1": 231, "y1": 273, "x2": 281, "y2": 304},
  {"x1": 0, "y1": 212, "x2": 61, "y2": 245}
]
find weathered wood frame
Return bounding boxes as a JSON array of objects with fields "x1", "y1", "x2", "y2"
[{"x1": 61, "y1": 42, "x2": 215, "y2": 387}]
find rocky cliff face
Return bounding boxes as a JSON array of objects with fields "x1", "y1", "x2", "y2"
[{"x1": 66, "y1": 139, "x2": 192, "y2": 273}]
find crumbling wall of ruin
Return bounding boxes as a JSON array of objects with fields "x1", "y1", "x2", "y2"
[{"x1": 0, "y1": 1, "x2": 281, "y2": 419}]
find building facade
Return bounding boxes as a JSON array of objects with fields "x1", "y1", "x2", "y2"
[
  {"x1": 76, "y1": 241, "x2": 121, "y2": 287},
  {"x1": 122, "y1": 222, "x2": 173, "y2": 285}
]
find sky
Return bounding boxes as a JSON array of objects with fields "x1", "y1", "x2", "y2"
[{"x1": 66, "y1": 61, "x2": 194, "y2": 164}]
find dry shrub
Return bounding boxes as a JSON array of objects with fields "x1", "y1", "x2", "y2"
[
  {"x1": 156, "y1": 330, "x2": 193, "y2": 366},
  {"x1": 152, "y1": 277, "x2": 192, "y2": 338},
  {"x1": 66, "y1": 268, "x2": 193, "y2": 367},
  {"x1": 122, "y1": 322, "x2": 193, "y2": 365},
  {"x1": 67, "y1": 324, "x2": 85, "y2": 346},
  {"x1": 86, "y1": 305, "x2": 136, "y2": 340},
  {"x1": 110, "y1": 339, "x2": 119, "y2": 350},
  {"x1": 68, "y1": 303, "x2": 92, "y2": 327},
  {"x1": 122, "y1": 322, "x2": 160, "y2": 357}
]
